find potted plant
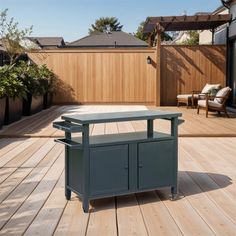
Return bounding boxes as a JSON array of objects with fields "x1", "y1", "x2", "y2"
[
  {"x1": 38, "y1": 64, "x2": 56, "y2": 109},
  {"x1": 0, "y1": 64, "x2": 27, "y2": 125},
  {"x1": 17, "y1": 61, "x2": 45, "y2": 116},
  {"x1": 0, "y1": 76, "x2": 6, "y2": 129}
]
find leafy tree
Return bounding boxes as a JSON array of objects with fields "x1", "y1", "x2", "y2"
[
  {"x1": 181, "y1": 31, "x2": 199, "y2": 45},
  {"x1": 134, "y1": 21, "x2": 172, "y2": 44},
  {"x1": 134, "y1": 21, "x2": 149, "y2": 42},
  {"x1": 0, "y1": 9, "x2": 33, "y2": 64},
  {"x1": 89, "y1": 17, "x2": 123, "y2": 34}
]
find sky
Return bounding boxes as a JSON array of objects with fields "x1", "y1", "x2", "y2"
[{"x1": 0, "y1": 0, "x2": 221, "y2": 43}]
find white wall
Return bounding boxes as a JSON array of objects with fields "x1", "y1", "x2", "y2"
[{"x1": 199, "y1": 30, "x2": 212, "y2": 44}]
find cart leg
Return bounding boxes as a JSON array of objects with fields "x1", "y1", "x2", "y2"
[
  {"x1": 83, "y1": 199, "x2": 89, "y2": 213},
  {"x1": 64, "y1": 132, "x2": 71, "y2": 201},
  {"x1": 170, "y1": 186, "x2": 178, "y2": 200},
  {"x1": 65, "y1": 188, "x2": 71, "y2": 200}
]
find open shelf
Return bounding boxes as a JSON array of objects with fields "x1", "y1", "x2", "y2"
[{"x1": 72, "y1": 131, "x2": 173, "y2": 147}]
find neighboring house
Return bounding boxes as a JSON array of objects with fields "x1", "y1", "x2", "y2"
[
  {"x1": 169, "y1": 31, "x2": 190, "y2": 44},
  {"x1": 67, "y1": 31, "x2": 148, "y2": 48},
  {"x1": 199, "y1": 6, "x2": 229, "y2": 45},
  {"x1": 20, "y1": 38, "x2": 41, "y2": 50},
  {"x1": 26, "y1": 37, "x2": 65, "y2": 49}
]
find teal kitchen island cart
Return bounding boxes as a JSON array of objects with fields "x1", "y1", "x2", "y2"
[{"x1": 53, "y1": 110, "x2": 182, "y2": 212}]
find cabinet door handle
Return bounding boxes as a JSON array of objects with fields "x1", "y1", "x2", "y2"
[
  {"x1": 139, "y1": 164, "x2": 143, "y2": 168},
  {"x1": 124, "y1": 165, "x2": 129, "y2": 170}
]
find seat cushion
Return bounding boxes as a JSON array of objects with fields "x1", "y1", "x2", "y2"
[
  {"x1": 214, "y1": 87, "x2": 231, "y2": 104},
  {"x1": 177, "y1": 94, "x2": 198, "y2": 99},
  {"x1": 198, "y1": 100, "x2": 222, "y2": 108},
  {"x1": 201, "y1": 84, "x2": 221, "y2": 94}
]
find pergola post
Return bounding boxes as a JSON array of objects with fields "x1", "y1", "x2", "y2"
[
  {"x1": 212, "y1": 28, "x2": 215, "y2": 45},
  {"x1": 155, "y1": 23, "x2": 164, "y2": 106}
]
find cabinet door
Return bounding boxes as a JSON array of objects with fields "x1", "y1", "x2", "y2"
[
  {"x1": 138, "y1": 140, "x2": 175, "y2": 190},
  {"x1": 90, "y1": 145, "x2": 129, "y2": 196}
]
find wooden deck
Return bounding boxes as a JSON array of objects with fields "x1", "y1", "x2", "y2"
[
  {"x1": 0, "y1": 105, "x2": 236, "y2": 236},
  {"x1": 1, "y1": 105, "x2": 236, "y2": 138}
]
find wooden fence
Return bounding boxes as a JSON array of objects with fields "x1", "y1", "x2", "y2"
[
  {"x1": 29, "y1": 45, "x2": 226, "y2": 106},
  {"x1": 29, "y1": 49, "x2": 156, "y2": 104}
]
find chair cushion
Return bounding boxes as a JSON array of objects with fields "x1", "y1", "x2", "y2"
[
  {"x1": 198, "y1": 100, "x2": 222, "y2": 108},
  {"x1": 177, "y1": 94, "x2": 198, "y2": 99},
  {"x1": 201, "y1": 84, "x2": 221, "y2": 94},
  {"x1": 214, "y1": 87, "x2": 231, "y2": 104}
]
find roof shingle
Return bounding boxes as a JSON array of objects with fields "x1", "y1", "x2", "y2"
[{"x1": 68, "y1": 31, "x2": 148, "y2": 47}]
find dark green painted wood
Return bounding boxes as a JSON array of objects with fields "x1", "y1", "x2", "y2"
[
  {"x1": 65, "y1": 128, "x2": 72, "y2": 200},
  {"x1": 67, "y1": 148, "x2": 84, "y2": 194},
  {"x1": 72, "y1": 131, "x2": 173, "y2": 147},
  {"x1": 82, "y1": 124, "x2": 90, "y2": 213},
  {"x1": 171, "y1": 117, "x2": 178, "y2": 197},
  {"x1": 128, "y1": 143, "x2": 138, "y2": 191},
  {"x1": 55, "y1": 138, "x2": 82, "y2": 149},
  {"x1": 62, "y1": 110, "x2": 182, "y2": 125},
  {"x1": 138, "y1": 140, "x2": 175, "y2": 189},
  {"x1": 147, "y1": 119, "x2": 154, "y2": 138},
  {"x1": 90, "y1": 145, "x2": 129, "y2": 196},
  {"x1": 53, "y1": 121, "x2": 83, "y2": 132}
]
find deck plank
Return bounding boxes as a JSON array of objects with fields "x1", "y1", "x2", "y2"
[
  {"x1": 0, "y1": 145, "x2": 63, "y2": 230},
  {"x1": 0, "y1": 168, "x2": 16, "y2": 184},
  {"x1": 53, "y1": 195, "x2": 89, "y2": 236},
  {"x1": 21, "y1": 139, "x2": 56, "y2": 168},
  {"x1": 137, "y1": 191, "x2": 183, "y2": 236},
  {"x1": 0, "y1": 138, "x2": 27, "y2": 158},
  {"x1": 0, "y1": 138, "x2": 39, "y2": 167},
  {"x1": 116, "y1": 194, "x2": 148, "y2": 236},
  {"x1": 0, "y1": 168, "x2": 32, "y2": 203},
  {"x1": 5, "y1": 138, "x2": 49, "y2": 168},
  {"x1": 157, "y1": 189, "x2": 215, "y2": 235},
  {"x1": 0, "y1": 153, "x2": 64, "y2": 236},
  {"x1": 23, "y1": 171, "x2": 66, "y2": 236},
  {"x1": 87, "y1": 198, "x2": 117, "y2": 236},
  {"x1": 178, "y1": 170, "x2": 236, "y2": 235}
]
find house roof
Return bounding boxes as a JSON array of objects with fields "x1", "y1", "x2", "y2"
[
  {"x1": 27, "y1": 37, "x2": 65, "y2": 48},
  {"x1": 143, "y1": 14, "x2": 231, "y2": 33},
  {"x1": 213, "y1": 5, "x2": 227, "y2": 14},
  {"x1": 68, "y1": 31, "x2": 148, "y2": 48}
]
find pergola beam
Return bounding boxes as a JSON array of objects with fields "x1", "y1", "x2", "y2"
[{"x1": 144, "y1": 14, "x2": 232, "y2": 33}]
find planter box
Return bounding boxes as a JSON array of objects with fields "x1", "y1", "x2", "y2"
[
  {"x1": 0, "y1": 97, "x2": 6, "y2": 129},
  {"x1": 4, "y1": 97, "x2": 23, "y2": 125},
  {"x1": 23, "y1": 94, "x2": 44, "y2": 116},
  {"x1": 43, "y1": 92, "x2": 53, "y2": 109}
]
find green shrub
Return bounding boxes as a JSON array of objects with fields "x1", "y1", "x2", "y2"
[
  {"x1": 0, "y1": 64, "x2": 27, "y2": 99},
  {"x1": 0, "y1": 61, "x2": 56, "y2": 99},
  {"x1": 38, "y1": 64, "x2": 57, "y2": 94},
  {"x1": 16, "y1": 61, "x2": 57, "y2": 96}
]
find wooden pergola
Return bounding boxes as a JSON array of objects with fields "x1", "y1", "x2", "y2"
[{"x1": 143, "y1": 14, "x2": 231, "y2": 106}]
